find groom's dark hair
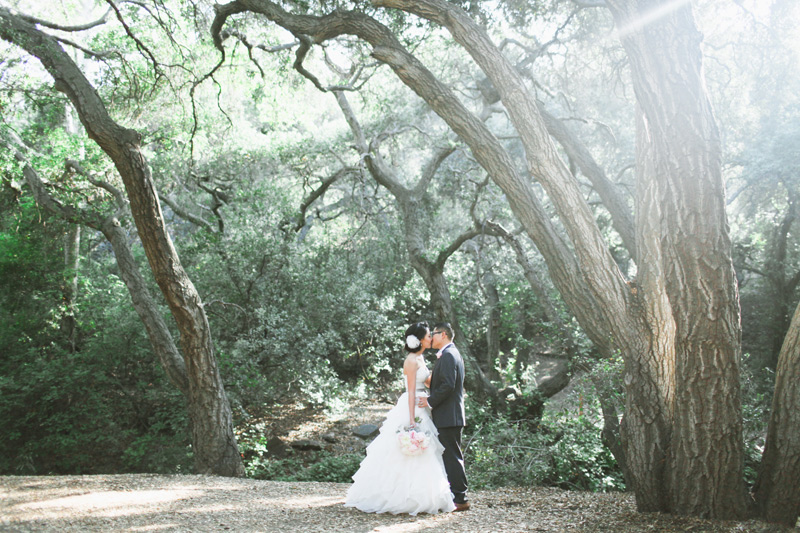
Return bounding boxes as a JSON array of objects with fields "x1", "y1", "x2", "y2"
[{"x1": 433, "y1": 322, "x2": 454, "y2": 341}]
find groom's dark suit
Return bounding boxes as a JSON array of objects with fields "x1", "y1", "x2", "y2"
[{"x1": 427, "y1": 343, "x2": 468, "y2": 505}]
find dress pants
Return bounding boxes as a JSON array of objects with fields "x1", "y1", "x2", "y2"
[{"x1": 437, "y1": 426, "x2": 468, "y2": 503}]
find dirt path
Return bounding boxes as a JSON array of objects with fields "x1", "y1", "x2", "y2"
[{"x1": 0, "y1": 474, "x2": 783, "y2": 532}]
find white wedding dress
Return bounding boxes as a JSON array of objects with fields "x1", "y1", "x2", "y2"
[{"x1": 344, "y1": 355, "x2": 456, "y2": 515}]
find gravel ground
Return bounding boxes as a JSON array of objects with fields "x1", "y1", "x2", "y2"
[{"x1": 0, "y1": 474, "x2": 790, "y2": 532}]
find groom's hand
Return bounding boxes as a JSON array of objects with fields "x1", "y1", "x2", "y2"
[{"x1": 417, "y1": 397, "x2": 430, "y2": 408}]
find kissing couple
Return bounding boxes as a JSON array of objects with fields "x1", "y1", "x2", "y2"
[{"x1": 344, "y1": 321, "x2": 470, "y2": 515}]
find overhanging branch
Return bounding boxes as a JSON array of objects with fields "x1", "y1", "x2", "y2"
[{"x1": 19, "y1": 7, "x2": 112, "y2": 32}]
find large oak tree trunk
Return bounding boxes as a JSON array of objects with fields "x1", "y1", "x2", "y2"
[
  {"x1": 755, "y1": 300, "x2": 800, "y2": 526},
  {"x1": 607, "y1": 0, "x2": 747, "y2": 518},
  {"x1": 0, "y1": 8, "x2": 244, "y2": 477}
]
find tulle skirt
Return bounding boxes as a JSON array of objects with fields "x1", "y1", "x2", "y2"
[{"x1": 344, "y1": 392, "x2": 456, "y2": 515}]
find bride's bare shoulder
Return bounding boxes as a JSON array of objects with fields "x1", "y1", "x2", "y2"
[{"x1": 403, "y1": 353, "x2": 420, "y2": 369}]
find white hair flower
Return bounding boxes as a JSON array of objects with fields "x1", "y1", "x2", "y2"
[{"x1": 406, "y1": 335, "x2": 421, "y2": 349}]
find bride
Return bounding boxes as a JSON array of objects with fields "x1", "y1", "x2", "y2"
[{"x1": 344, "y1": 322, "x2": 456, "y2": 515}]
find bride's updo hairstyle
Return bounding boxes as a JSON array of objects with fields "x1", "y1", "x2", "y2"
[{"x1": 404, "y1": 321, "x2": 429, "y2": 353}]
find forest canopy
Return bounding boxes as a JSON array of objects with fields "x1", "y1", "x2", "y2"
[{"x1": 1, "y1": 0, "x2": 799, "y2": 526}]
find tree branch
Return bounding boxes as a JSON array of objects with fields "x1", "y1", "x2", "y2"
[
  {"x1": 571, "y1": 0, "x2": 607, "y2": 7},
  {"x1": 537, "y1": 104, "x2": 636, "y2": 258},
  {"x1": 295, "y1": 167, "x2": 354, "y2": 232},
  {"x1": 103, "y1": 0, "x2": 164, "y2": 84},
  {"x1": 159, "y1": 192, "x2": 217, "y2": 233},
  {"x1": 433, "y1": 228, "x2": 483, "y2": 270},
  {"x1": 19, "y1": 7, "x2": 113, "y2": 32},
  {"x1": 416, "y1": 144, "x2": 456, "y2": 195}
]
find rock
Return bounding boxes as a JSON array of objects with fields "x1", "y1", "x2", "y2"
[
  {"x1": 266, "y1": 436, "x2": 292, "y2": 458},
  {"x1": 530, "y1": 355, "x2": 570, "y2": 398},
  {"x1": 352, "y1": 424, "x2": 380, "y2": 439},
  {"x1": 322, "y1": 433, "x2": 337, "y2": 443},
  {"x1": 290, "y1": 439, "x2": 325, "y2": 451}
]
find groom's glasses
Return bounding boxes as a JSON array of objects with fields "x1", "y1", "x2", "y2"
[{"x1": 431, "y1": 332, "x2": 443, "y2": 336}]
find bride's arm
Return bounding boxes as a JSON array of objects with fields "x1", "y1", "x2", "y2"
[{"x1": 403, "y1": 355, "x2": 418, "y2": 427}]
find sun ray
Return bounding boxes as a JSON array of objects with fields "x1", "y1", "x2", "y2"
[{"x1": 616, "y1": 0, "x2": 695, "y2": 38}]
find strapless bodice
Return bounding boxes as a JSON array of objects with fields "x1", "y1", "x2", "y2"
[{"x1": 406, "y1": 355, "x2": 430, "y2": 394}]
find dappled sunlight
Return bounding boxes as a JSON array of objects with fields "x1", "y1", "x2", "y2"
[
  {"x1": 371, "y1": 513, "x2": 455, "y2": 532},
  {"x1": 2, "y1": 476, "x2": 769, "y2": 531},
  {"x1": 263, "y1": 494, "x2": 346, "y2": 508},
  {"x1": 16, "y1": 489, "x2": 200, "y2": 516}
]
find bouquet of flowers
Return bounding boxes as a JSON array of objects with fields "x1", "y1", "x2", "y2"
[{"x1": 396, "y1": 419, "x2": 432, "y2": 456}]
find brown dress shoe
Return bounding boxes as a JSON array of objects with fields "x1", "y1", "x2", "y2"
[{"x1": 454, "y1": 501, "x2": 471, "y2": 512}]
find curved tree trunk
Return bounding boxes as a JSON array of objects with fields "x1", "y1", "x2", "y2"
[
  {"x1": 763, "y1": 203, "x2": 798, "y2": 369},
  {"x1": 100, "y1": 219, "x2": 191, "y2": 395},
  {"x1": 0, "y1": 9, "x2": 244, "y2": 477},
  {"x1": 538, "y1": 105, "x2": 636, "y2": 259},
  {"x1": 754, "y1": 300, "x2": 800, "y2": 526},
  {"x1": 370, "y1": 0, "x2": 673, "y2": 511}
]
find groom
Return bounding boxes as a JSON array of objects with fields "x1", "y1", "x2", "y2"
[{"x1": 419, "y1": 322, "x2": 470, "y2": 512}]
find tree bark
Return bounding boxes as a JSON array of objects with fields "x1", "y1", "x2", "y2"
[
  {"x1": 0, "y1": 8, "x2": 243, "y2": 477},
  {"x1": 754, "y1": 300, "x2": 800, "y2": 526},
  {"x1": 606, "y1": 0, "x2": 746, "y2": 518}
]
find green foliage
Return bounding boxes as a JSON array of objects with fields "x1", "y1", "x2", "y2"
[
  {"x1": 740, "y1": 355, "x2": 774, "y2": 488},
  {"x1": 0, "y1": 328, "x2": 191, "y2": 475},
  {"x1": 0, "y1": 200, "x2": 191, "y2": 475},
  {"x1": 239, "y1": 424, "x2": 362, "y2": 483},
  {"x1": 542, "y1": 414, "x2": 624, "y2": 492},
  {"x1": 245, "y1": 452, "x2": 364, "y2": 483},
  {"x1": 463, "y1": 397, "x2": 625, "y2": 492}
]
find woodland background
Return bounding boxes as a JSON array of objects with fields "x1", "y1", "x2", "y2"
[{"x1": 1, "y1": 0, "x2": 799, "y2": 526}]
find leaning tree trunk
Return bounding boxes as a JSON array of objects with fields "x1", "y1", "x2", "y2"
[
  {"x1": 100, "y1": 219, "x2": 191, "y2": 395},
  {"x1": 754, "y1": 300, "x2": 800, "y2": 526},
  {"x1": 370, "y1": 0, "x2": 672, "y2": 510},
  {"x1": 0, "y1": 9, "x2": 244, "y2": 476},
  {"x1": 763, "y1": 204, "x2": 798, "y2": 369},
  {"x1": 61, "y1": 224, "x2": 80, "y2": 353},
  {"x1": 18, "y1": 155, "x2": 191, "y2": 396},
  {"x1": 607, "y1": 0, "x2": 746, "y2": 518}
]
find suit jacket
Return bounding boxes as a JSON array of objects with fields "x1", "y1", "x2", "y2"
[{"x1": 427, "y1": 343, "x2": 465, "y2": 428}]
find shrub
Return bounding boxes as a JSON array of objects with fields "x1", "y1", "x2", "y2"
[
  {"x1": 463, "y1": 397, "x2": 625, "y2": 492},
  {"x1": 243, "y1": 450, "x2": 362, "y2": 483}
]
